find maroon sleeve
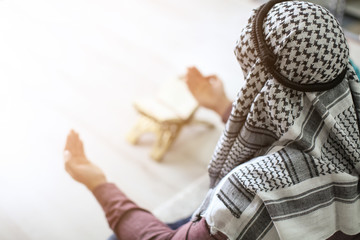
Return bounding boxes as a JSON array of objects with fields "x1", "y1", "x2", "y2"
[{"x1": 92, "y1": 183, "x2": 227, "y2": 240}]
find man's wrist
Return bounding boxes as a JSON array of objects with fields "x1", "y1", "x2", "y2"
[
  {"x1": 87, "y1": 177, "x2": 108, "y2": 192},
  {"x1": 214, "y1": 97, "x2": 232, "y2": 118}
]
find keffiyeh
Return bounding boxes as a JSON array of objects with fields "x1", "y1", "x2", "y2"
[{"x1": 195, "y1": 1, "x2": 360, "y2": 239}]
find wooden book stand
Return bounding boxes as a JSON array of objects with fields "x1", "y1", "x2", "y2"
[{"x1": 126, "y1": 78, "x2": 213, "y2": 161}]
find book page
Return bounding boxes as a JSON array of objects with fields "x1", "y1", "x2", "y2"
[{"x1": 134, "y1": 78, "x2": 198, "y2": 121}]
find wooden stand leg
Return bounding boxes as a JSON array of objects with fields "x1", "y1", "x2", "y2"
[
  {"x1": 126, "y1": 116, "x2": 157, "y2": 144},
  {"x1": 150, "y1": 124, "x2": 181, "y2": 161}
]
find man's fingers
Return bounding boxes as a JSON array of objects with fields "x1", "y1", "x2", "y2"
[
  {"x1": 64, "y1": 129, "x2": 85, "y2": 156},
  {"x1": 64, "y1": 132, "x2": 71, "y2": 151},
  {"x1": 64, "y1": 150, "x2": 75, "y2": 169},
  {"x1": 187, "y1": 66, "x2": 202, "y2": 77},
  {"x1": 64, "y1": 130, "x2": 77, "y2": 151},
  {"x1": 64, "y1": 150, "x2": 71, "y2": 161},
  {"x1": 64, "y1": 150, "x2": 73, "y2": 173},
  {"x1": 187, "y1": 66, "x2": 197, "y2": 72},
  {"x1": 206, "y1": 75, "x2": 218, "y2": 81}
]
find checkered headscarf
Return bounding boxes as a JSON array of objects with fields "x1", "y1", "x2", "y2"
[
  {"x1": 208, "y1": 0, "x2": 358, "y2": 187},
  {"x1": 197, "y1": 1, "x2": 360, "y2": 239}
]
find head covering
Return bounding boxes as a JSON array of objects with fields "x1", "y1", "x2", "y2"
[{"x1": 195, "y1": 1, "x2": 360, "y2": 239}]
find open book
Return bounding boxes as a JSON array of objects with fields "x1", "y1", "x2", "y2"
[{"x1": 133, "y1": 78, "x2": 199, "y2": 122}]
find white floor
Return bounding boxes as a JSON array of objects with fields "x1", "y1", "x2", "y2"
[{"x1": 0, "y1": 1, "x2": 359, "y2": 239}]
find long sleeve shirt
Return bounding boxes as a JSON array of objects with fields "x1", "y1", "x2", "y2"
[{"x1": 93, "y1": 183, "x2": 227, "y2": 240}]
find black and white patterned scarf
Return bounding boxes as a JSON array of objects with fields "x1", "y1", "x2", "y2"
[{"x1": 195, "y1": 1, "x2": 360, "y2": 239}]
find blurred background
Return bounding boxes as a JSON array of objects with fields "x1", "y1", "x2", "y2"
[{"x1": 0, "y1": 0, "x2": 359, "y2": 239}]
